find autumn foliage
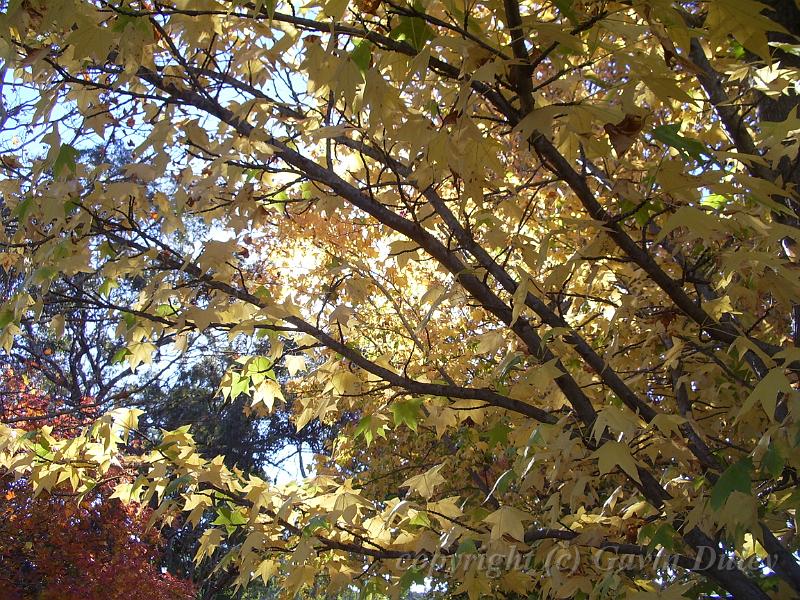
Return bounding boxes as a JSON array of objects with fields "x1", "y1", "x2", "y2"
[
  {"x1": 0, "y1": 371, "x2": 194, "y2": 600},
  {"x1": 3, "y1": 0, "x2": 800, "y2": 599}
]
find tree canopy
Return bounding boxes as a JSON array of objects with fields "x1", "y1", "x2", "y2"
[
  {"x1": 0, "y1": 368, "x2": 196, "y2": 599},
  {"x1": 1, "y1": 0, "x2": 800, "y2": 598}
]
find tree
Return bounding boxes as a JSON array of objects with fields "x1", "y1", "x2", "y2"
[
  {"x1": 0, "y1": 369, "x2": 195, "y2": 600},
  {"x1": 0, "y1": 137, "x2": 332, "y2": 594},
  {"x1": 141, "y1": 353, "x2": 341, "y2": 597},
  {"x1": 1, "y1": 0, "x2": 800, "y2": 598}
]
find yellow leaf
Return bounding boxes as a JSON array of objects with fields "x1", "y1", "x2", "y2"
[
  {"x1": 736, "y1": 368, "x2": 792, "y2": 423},
  {"x1": 483, "y1": 505, "x2": 531, "y2": 541},
  {"x1": 126, "y1": 341, "x2": 155, "y2": 373},
  {"x1": 255, "y1": 559, "x2": 277, "y2": 585},
  {"x1": 252, "y1": 379, "x2": 284, "y2": 412},
  {"x1": 595, "y1": 441, "x2": 641, "y2": 484},
  {"x1": 285, "y1": 354, "x2": 306, "y2": 376},
  {"x1": 402, "y1": 463, "x2": 446, "y2": 500}
]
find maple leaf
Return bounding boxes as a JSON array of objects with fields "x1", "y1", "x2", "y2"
[
  {"x1": 2, "y1": 1, "x2": 800, "y2": 598},
  {"x1": 401, "y1": 463, "x2": 446, "y2": 499},
  {"x1": 483, "y1": 506, "x2": 532, "y2": 542},
  {"x1": 595, "y1": 441, "x2": 642, "y2": 484},
  {"x1": 603, "y1": 114, "x2": 644, "y2": 157}
]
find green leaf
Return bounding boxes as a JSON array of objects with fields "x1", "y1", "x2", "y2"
[
  {"x1": 354, "y1": 415, "x2": 372, "y2": 442},
  {"x1": 12, "y1": 197, "x2": 33, "y2": 220},
  {"x1": 762, "y1": 444, "x2": 785, "y2": 478},
  {"x1": 729, "y1": 39, "x2": 746, "y2": 59},
  {"x1": 0, "y1": 309, "x2": 15, "y2": 330},
  {"x1": 553, "y1": 0, "x2": 578, "y2": 25},
  {"x1": 620, "y1": 198, "x2": 658, "y2": 227},
  {"x1": 390, "y1": 398, "x2": 423, "y2": 431},
  {"x1": 323, "y1": 0, "x2": 349, "y2": 19},
  {"x1": 456, "y1": 538, "x2": 478, "y2": 555},
  {"x1": 350, "y1": 40, "x2": 373, "y2": 73},
  {"x1": 353, "y1": 414, "x2": 388, "y2": 446},
  {"x1": 32, "y1": 267, "x2": 56, "y2": 284},
  {"x1": 390, "y1": 15, "x2": 435, "y2": 52},
  {"x1": 99, "y1": 278, "x2": 118, "y2": 298},
  {"x1": 485, "y1": 421, "x2": 511, "y2": 446},
  {"x1": 245, "y1": 356, "x2": 272, "y2": 376},
  {"x1": 646, "y1": 523, "x2": 678, "y2": 551},
  {"x1": 112, "y1": 14, "x2": 136, "y2": 33},
  {"x1": 63, "y1": 198, "x2": 80, "y2": 216},
  {"x1": 229, "y1": 371, "x2": 251, "y2": 401},
  {"x1": 784, "y1": 487, "x2": 800, "y2": 510},
  {"x1": 710, "y1": 458, "x2": 752, "y2": 510},
  {"x1": 213, "y1": 505, "x2": 248, "y2": 527},
  {"x1": 700, "y1": 193, "x2": 729, "y2": 209},
  {"x1": 485, "y1": 468, "x2": 516, "y2": 502},
  {"x1": 398, "y1": 566, "x2": 426, "y2": 594},
  {"x1": 652, "y1": 125, "x2": 710, "y2": 162},
  {"x1": 496, "y1": 352, "x2": 524, "y2": 381},
  {"x1": 408, "y1": 511, "x2": 431, "y2": 527},
  {"x1": 111, "y1": 348, "x2": 130, "y2": 364},
  {"x1": 303, "y1": 515, "x2": 331, "y2": 536},
  {"x1": 154, "y1": 303, "x2": 178, "y2": 317},
  {"x1": 53, "y1": 144, "x2": 79, "y2": 178},
  {"x1": 111, "y1": 13, "x2": 153, "y2": 41},
  {"x1": 163, "y1": 474, "x2": 193, "y2": 498}
]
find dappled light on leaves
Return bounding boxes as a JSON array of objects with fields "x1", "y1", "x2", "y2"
[{"x1": 1, "y1": 0, "x2": 800, "y2": 598}]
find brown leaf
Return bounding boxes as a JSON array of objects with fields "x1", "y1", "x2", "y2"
[
  {"x1": 440, "y1": 109, "x2": 462, "y2": 127},
  {"x1": 661, "y1": 42, "x2": 676, "y2": 67},
  {"x1": 21, "y1": 46, "x2": 50, "y2": 68},
  {"x1": 603, "y1": 114, "x2": 644, "y2": 156},
  {"x1": 1, "y1": 155, "x2": 22, "y2": 170},
  {"x1": 356, "y1": 0, "x2": 381, "y2": 15}
]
